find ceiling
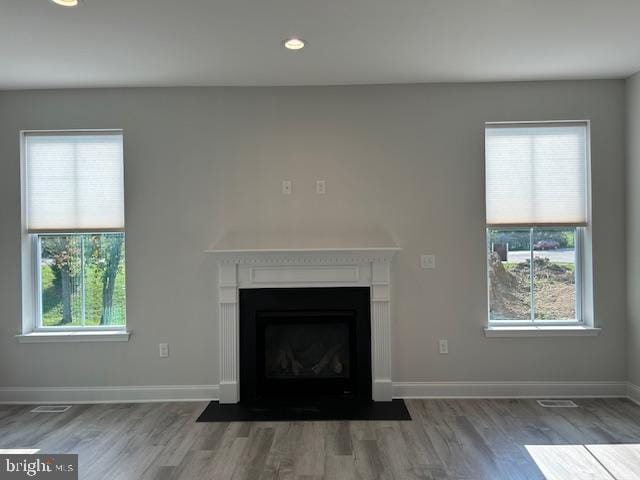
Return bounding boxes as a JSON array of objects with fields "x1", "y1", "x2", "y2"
[{"x1": 1, "y1": 0, "x2": 639, "y2": 90}]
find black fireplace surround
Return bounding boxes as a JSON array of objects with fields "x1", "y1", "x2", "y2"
[
  {"x1": 196, "y1": 286, "x2": 410, "y2": 421},
  {"x1": 239, "y1": 287, "x2": 372, "y2": 403}
]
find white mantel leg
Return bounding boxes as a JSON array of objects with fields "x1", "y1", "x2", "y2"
[
  {"x1": 371, "y1": 261, "x2": 393, "y2": 401},
  {"x1": 218, "y1": 262, "x2": 239, "y2": 403}
]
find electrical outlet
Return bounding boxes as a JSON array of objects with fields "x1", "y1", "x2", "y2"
[
  {"x1": 439, "y1": 339, "x2": 448, "y2": 354},
  {"x1": 159, "y1": 343, "x2": 169, "y2": 358},
  {"x1": 316, "y1": 180, "x2": 326, "y2": 194},
  {"x1": 282, "y1": 180, "x2": 292, "y2": 195},
  {"x1": 421, "y1": 254, "x2": 436, "y2": 269}
]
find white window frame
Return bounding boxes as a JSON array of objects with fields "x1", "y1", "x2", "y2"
[
  {"x1": 484, "y1": 120, "x2": 597, "y2": 335},
  {"x1": 18, "y1": 130, "x2": 129, "y2": 341},
  {"x1": 486, "y1": 226, "x2": 585, "y2": 327}
]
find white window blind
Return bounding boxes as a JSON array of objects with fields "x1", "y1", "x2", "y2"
[
  {"x1": 24, "y1": 131, "x2": 124, "y2": 233},
  {"x1": 485, "y1": 122, "x2": 588, "y2": 227}
]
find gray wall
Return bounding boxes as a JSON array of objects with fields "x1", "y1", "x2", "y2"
[
  {"x1": 627, "y1": 73, "x2": 640, "y2": 387},
  {"x1": 0, "y1": 81, "x2": 627, "y2": 389}
]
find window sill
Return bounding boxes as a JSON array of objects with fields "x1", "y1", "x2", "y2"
[
  {"x1": 483, "y1": 326, "x2": 601, "y2": 338},
  {"x1": 15, "y1": 330, "x2": 131, "y2": 343}
]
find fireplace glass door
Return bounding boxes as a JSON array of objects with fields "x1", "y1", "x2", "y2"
[
  {"x1": 256, "y1": 311, "x2": 357, "y2": 398},
  {"x1": 265, "y1": 321, "x2": 350, "y2": 380}
]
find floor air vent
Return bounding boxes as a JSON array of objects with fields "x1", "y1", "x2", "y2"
[
  {"x1": 537, "y1": 399, "x2": 578, "y2": 408},
  {"x1": 30, "y1": 405, "x2": 71, "y2": 413}
]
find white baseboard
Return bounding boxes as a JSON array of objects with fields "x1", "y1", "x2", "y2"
[
  {"x1": 0, "y1": 385, "x2": 219, "y2": 404},
  {"x1": 0, "y1": 381, "x2": 633, "y2": 405},
  {"x1": 392, "y1": 381, "x2": 628, "y2": 399},
  {"x1": 628, "y1": 382, "x2": 640, "y2": 406}
]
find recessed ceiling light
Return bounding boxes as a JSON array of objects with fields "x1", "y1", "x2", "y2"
[
  {"x1": 50, "y1": 0, "x2": 80, "y2": 7},
  {"x1": 283, "y1": 37, "x2": 306, "y2": 51}
]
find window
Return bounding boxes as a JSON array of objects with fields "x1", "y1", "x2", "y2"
[
  {"x1": 38, "y1": 233, "x2": 126, "y2": 328},
  {"x1": 22, "y1": 131, "x2": 126, "y2": 332},
  {"x1": 485, "y1": 122, "x2": 589, "y2": 325},
  {"x1": 487, "y1": 227, "x2": 580, "y2": 322}
]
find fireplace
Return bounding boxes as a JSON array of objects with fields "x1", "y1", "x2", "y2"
[
  {"x1": 207, "y1": 238, "x2": 399, "y2": 404},
  {"x1": 240, "y1": 287, "x2": 372, "y2": 403},
  {"x1": 201, "y1": 238, "x2": 408, "y2": 419}
]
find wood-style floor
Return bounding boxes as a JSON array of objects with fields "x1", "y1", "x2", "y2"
[{"x1": 1, "y1": 398, "x2": 640, "y2": 479}]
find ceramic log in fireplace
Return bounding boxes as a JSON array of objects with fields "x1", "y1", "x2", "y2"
[{"x1": 240, "y1": 287, "x2": 372, "y2": 402}]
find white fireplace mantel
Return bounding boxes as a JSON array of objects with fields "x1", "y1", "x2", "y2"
[{"x1": 206, "y1": 232, "x2": 400, "y2": 403}]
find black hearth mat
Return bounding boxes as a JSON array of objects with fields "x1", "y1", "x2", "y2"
[{"x1": 196, "y1": 398, "x2": 411, "y2": 422}]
